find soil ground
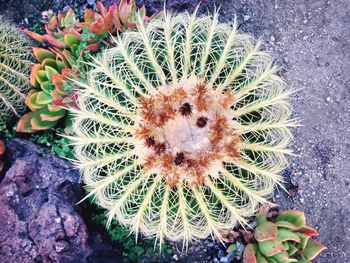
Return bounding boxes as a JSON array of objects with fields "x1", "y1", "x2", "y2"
[
  {"x1": 0, "y1": 0, "x2": 349, "y2": 262},
  {"x1": 221, "y1": 1, "x2": 350, "y2": 262}
]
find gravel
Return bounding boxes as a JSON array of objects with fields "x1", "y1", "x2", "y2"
[{"x1": 217, "y1": 1, "x2": 350, "y2": 262}]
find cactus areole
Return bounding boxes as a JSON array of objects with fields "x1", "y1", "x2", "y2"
[{"x1": 69, "y1": 10, "x2": 295, "y2": 245}]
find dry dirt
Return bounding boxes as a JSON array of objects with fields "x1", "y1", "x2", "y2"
[{"x1": 216, "y1": 1, "x2": 350, "y2": 262}]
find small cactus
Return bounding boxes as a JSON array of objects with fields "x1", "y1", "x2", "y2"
[
  {"x1": 0, "y1": 18, "x2": 33, "y2": 124},
  {"x1": 68, "y1": 11, "x2": 297, "y2": 245}
]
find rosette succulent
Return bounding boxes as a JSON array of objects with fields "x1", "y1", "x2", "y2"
[
  {"x1": 68, "y1": 11, "x2": 296, "y2": 245},
  {"x1": 243, "y1": 208, "x2": 326, "y2": 263},
  {"x1": 0, "y1": 18, "x2": 33, "y2": 124},
  {"x1": 18, "y1": 0, "x2": 159, "y2": 133},
  {"x1": 17, "y1": 47, "x2": 75, "y2": 132}
]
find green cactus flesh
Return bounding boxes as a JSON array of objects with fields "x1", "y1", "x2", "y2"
[{"x1": 68, "y1": 11, "x2": 296, "y2": 245}]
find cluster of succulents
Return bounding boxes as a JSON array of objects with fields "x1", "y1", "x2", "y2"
[
  {"x1": 17, "y1": 0, "x2": 159, "y2": 133},
  {"x1": 68, "y1": 10, "x2": 296, "y2": 245},
  {"x1": 243, "y1": 207, "x2": 326, "y2": 263},
  {"x1": 0, "y1": 18, "x2": 34, "y2": 125}
]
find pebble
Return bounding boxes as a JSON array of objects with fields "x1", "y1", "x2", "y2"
[{"x1": 242, "y1": 15, "x2": 251, "y2": 21}]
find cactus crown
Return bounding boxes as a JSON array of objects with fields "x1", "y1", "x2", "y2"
[
  {"x1": 68, "y1": 10, "x2": 296, "y2": 246},
  {"x1": 0, "y1": 18, "x2": 33, "y2": 124}
]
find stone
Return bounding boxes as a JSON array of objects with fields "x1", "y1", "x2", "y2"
[{"x1": 0, "y1": 139, "x2": 91, "y2": 263}]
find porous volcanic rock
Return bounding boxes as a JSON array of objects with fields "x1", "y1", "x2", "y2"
[{"x1": 0, "y1": 139, "x2": 91, "y2": 263}]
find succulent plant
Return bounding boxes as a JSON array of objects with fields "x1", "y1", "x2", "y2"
[
  {"x1": 17, "y1": 47, "x2": 75, "y2": 132},
  {"x1": 243, "y1": 207, "x2": 326, "y2": 263},
  {"x1": 18, "y1": 0, "x2": 159, "y2": 133},
  {"x1": 24, "y1": 0, "x2": 158, "y2": 57},
  {"x1": 0, "y1": 18, "x2": 33, "y2": 125},
  {"x1": 68, "y1": 11, "x2": 296, "y2": 246}
]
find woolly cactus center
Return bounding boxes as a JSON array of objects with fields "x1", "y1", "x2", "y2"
[
  {"x1": 134, "y1": 77, "x2": 241, "y2": 187},
  {"x1": 161, "y1": 115, "x2": 210, "y2": 153}
]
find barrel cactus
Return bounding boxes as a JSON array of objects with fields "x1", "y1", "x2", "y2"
[
  {"x1": 0, "y1": 18, "x2": 33, "y2": 124},
  {"x1": 68, "y1": 11, "x2": 296, "y2": 245}
]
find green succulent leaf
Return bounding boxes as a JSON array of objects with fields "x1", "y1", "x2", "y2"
[
  {"x1": 264, "y1": 258, "x2": 278, "y2": 263},
  {"x1": 42, "y1": 58, "x2": 59, "y2": 69},
  {"x1": 255, "y1": 222, "x2": 278, "y2": 242},
  {"x1": 36, "y1": 91, "x2": 53, "y2": 104},
  {"x1": 287, "y1": 243, "x2": 298, "y2": 256},
  {"x1": 63, "y1": 8, "x2": 77, "y2": 27},
  {"x1": 272, "y1": 251, "x2": 289, "y2": 262},
  {"x1": 296, "y1": 233, "x2": 309, "y2": 251},
  {"x1": 17, "y1": 107, "x2": 58, "y2": 133},
  {"x1": 277, "y1": 228, "x2": 301, "y2": 242},
  {"x1": 256, "y1": 252, "x2": 269, "y2": 263},
  {"x1": 33, "y1": 47, "x2": 55, "y2": 62},
  {"x1": 40, "y1": 107, "x2": 66, "y2": 122},
  {"x1": 64, "y1": 33, "x2": 80, "y2": 47},
  {"x1": 45, "y1": 35, "x2": 66, "y2": 48},
  {"x1": 276, "y1": 210, "x2": 306, "y2": 230},
  {"x1": 303, "y1": 238, "x2": 327, "y2": 260},
  {"x1": 258, "y1": 239, "x2": 285, "y2": 257},
  {"x1": 41, "y1": 81, "x2": 55, "y2": 94},
  {"x1": 243, "y1": 243, "x2": 257, "y2": 263},
  {"x1": 55, "y1": 61, "x2": 65, "y2": 73},
  {"x1": 27, "y1": 92, "x2": 45, "y2": 110},
  {"x1": 45, "y1": 65, "x2": 59, "y2": 81},
  {"x1": 35, "y1": 70, "x2": 49, "y2": 84}
]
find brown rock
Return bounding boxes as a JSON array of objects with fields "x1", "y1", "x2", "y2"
[{"x1": 0, "y1": 139, "x2": 92, "y2": 263}]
